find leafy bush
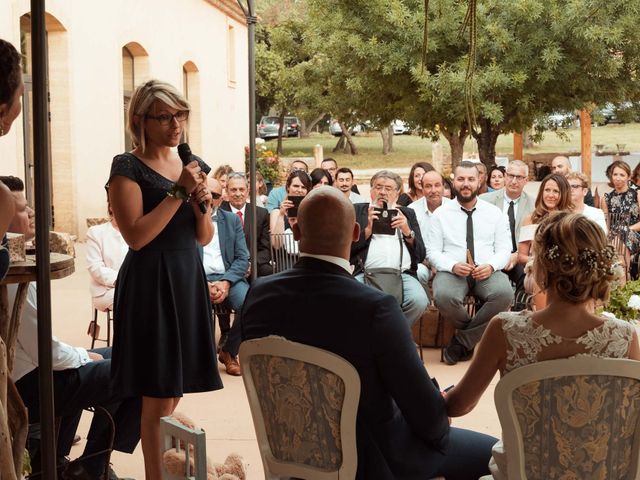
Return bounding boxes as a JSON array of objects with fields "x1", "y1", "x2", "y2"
[
  {"x1": 245, "y1": 144, "x2": 281, "y2": 185},
  {"x1": 599, "y1": 280, "x2": 640, "y2": 321}
]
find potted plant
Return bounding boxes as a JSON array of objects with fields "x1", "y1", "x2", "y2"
[{"x1": 244, "y1": 144, "x2": 282, "y2": 186}]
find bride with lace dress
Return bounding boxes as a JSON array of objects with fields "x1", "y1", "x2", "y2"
[{"x1": 444, "y1": 211, "x2": 640, "y2": 479}]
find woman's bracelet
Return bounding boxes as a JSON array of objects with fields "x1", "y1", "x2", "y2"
[{"x1": 167, "y1": 183, "x2": 189, "y2": 201}]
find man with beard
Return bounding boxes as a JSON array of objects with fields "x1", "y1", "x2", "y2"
[
  {"x1": 427, "y1": 162, "x2": 513, "y2": 365},
  {"x1": 351, "y1": 170, "x2": 428, "y2": 326},
  {"x1": 335, "y1": 167, "x2": 367, "y2": 203}
]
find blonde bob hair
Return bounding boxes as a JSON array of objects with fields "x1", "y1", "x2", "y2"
[
  {"x1": 126, "y1": 79, "x2": 190, "y2": 152},
  {"x1": 532, "y1": 211, "x2": 619, "y2": 304}
]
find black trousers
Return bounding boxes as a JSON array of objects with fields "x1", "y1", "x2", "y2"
[{"x1": 16, "y1": 347, "x2": 141, "y2": 472}]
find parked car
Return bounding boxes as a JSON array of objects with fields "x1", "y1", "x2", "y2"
[
  {"x1": 392, "y1": 119, "x2": 411, "y2": 135},
  {"x1": 545, "y1": 111, "x2": 577, "y2": 129},
  {"x1": 328, "y1": 119, "x2": 363, "y2": 137},
  {"x1": 257, "y1": 116, "x2": 300, "y2": 139}
]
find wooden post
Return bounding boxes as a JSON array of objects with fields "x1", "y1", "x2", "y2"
[
  {"x1": 513, "y1": 132, "x2": 524, "y2": 160},
  {"x1": 580, "y1": 109, "x2": 592, "y2": 180}
]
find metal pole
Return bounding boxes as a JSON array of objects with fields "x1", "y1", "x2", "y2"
[
  {"x1": 31, "y1": 0, "x2": 57, "y2": 478},
  {"x1": 238, "y1": 0, "x2": 258, "y2": 281}
]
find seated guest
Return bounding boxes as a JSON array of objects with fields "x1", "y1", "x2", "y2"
[
  {"x1": 445, "y1": 212, "x2": 640, "y2": 479},
  {"x1": 6, "y1": 179, "x2": 140, "y2": 479},
  {"x1": 480, "y1": 160, "x2": 535, "y2": 305},
  {"x1": 321, "y1": 157, "x2": 361, "y2": 194},
  {"x1": 213, "y1": 164, "x2": 234, "y2": 202},
  {"x1": 351, "y1": 170, "x2": 428, "y2": 326},
  {"x1": 86, "y1": 187, "x2": 129, "y2": 312},
  {"x1": 203, "y1": 178, "x2": 250, "y2": 376},
  {"x1": 551, "y1": 155, "x2": 595, "y2": 206},
  {"x1": 270, "y1": 170, "x2": 311, "y2": 255},
  {"x1": 409, "y1": 170, "x2": 451, "y2": 285},
  {"x1": 427, "y1": 161, "x2": 513, "y2": 365},
  {"x1": 252, "y1": 170, "x2": 269, "y2": 207},
  {"x1": 266, "y1": 160, "x2": 309, "y2": 213},
  {"x1": 241, "y1": 187, "x2": 497, "y2": 480},
  {"x1": 442, "y1": 176, "x2": 455, "y2": 199},
  {"x1": 476, "y1": 162, "x2": 489, "y2": 194},
  {"x1": 518, "y1": 173, "x2": 572, "y2": 310},
  {"x1": 335, "y1": 167, "x2": 366, "y2": 203},
  {"x1": 0, "y1": 182, "x2": 15, "y2": 280},
  {"x1": 309, "y1": 167, "x2": 333, "y2": 189},
  {"x1": 566, "y1": 172, "x2": 607, "y2": 233},
  {"x1": 487, "y1": 165, "x2": 506, "y2": 192},
  {"x1": 397, "y1": 161, "x2": 435, "y2": 206},
  {"x1": 220, "y1": 172, "x2": 272, "y2": 277}
]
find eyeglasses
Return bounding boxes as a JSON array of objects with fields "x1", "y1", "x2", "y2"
[
  {"x1": 569, "y1": 184, "x2": 586, "y2": 190},
  {"x1": 505, "y1": 173, "x2": 526, "y2": 182},
  {"x1": 211, "y1": 192, "x2": 222, "y2": 199},
  {"x1": 146, "y1": 110, "x2": 189, "y2": 126}
]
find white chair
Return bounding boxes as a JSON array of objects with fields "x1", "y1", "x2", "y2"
[
  {"x1": 484, "y1": 357, "x2": 640, "y2": 479},
  {"x1": 239, "y1": 335, "x2": 360, "y2": 480},
  {"x1": 160, "y1": 416, "x2": 207, "y2": 480}
]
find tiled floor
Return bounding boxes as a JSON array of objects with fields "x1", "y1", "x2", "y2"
[{"x1": 51, "y1": 243, "x2": 500, "y2": 479}]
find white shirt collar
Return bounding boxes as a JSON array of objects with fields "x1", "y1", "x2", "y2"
[
  {"x1": 229, "y1": 203, "x2": 246, "y2": 215},
  {"x1": 504, "y1": 191, "x2": 521, "y2": 204},
  {"x1": 299, "y1": 252, "x2": 354, "y2": 274}
]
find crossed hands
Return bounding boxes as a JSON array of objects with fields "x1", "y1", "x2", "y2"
[
  {"x1": 208, "y1": 280, "x2": 230, "y2": 304},
  {"x1": 452, "y1": 262, "x2": 494, "y2": 281}
]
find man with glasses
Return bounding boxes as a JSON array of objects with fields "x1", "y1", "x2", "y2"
[
  {"x1": 551, "y1": 155, "x2": 595, "y2": 206},
  {"x1": 566, "y1": 172, "x2": 607, "y2": 232},
  {"x1": 351, "y1": 170, "x2": 428, "y2": 325},
  {"x1": 202, "y1": 178, "x2": 250, "y2": 376},
  {"x1": 266, "y1": 160, "x2": 309, "y2": 213},
  {"x1": 480, "y1": 160, "x2": 534, "y2": 303}
]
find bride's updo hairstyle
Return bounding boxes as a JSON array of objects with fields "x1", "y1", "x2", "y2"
[{"x1": 532, "y1": 211, "x2": 619, "y2": 304}]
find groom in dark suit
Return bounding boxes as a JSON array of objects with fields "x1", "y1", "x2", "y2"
[
  {"x1": 241, "y1": 187, "x2": 496, "y2": 480},
  {"x1": 203, "y1": 178, "x2": 250, "y2": 376}
]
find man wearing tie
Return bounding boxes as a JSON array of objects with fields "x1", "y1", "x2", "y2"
[
  {"x1": 220, "y1": 172, "x2": 272, "y2": 277},
  {"x1": 427, "y1": 162, "x2": 513, "y2": 365},
  {"x1": 480, "y1": 160, "x2": 534, "y2": 303},
  {"x1": 203, "y1": 178, "x2": 250, "y2": 376}
]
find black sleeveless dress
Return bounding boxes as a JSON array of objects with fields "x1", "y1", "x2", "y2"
[{"x1": 109, "y1": 153, "x2": 222, "y2": 397}]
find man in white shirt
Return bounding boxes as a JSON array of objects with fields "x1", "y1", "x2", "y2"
[
  {"x1": 427, "y1": 162, "x2": 513, "y2": 365},
  {"x1": 351, "y1": 171, "x2": 428, "y2": 325},
  {"x1": 3, "y1": 177, "x2": 140, "y2": 480},
  {"x1": 85, "y1": 190, "x2": 129, "y2": 312},
  {"x1": 335, "y1": 167, "x2": 367, "y2": 203},
  {"x1": 480, "y1": 160, "x2": 534, "y2": 305},
  {"x1": 203, "y1": 178, "x2": 250, "y2": 376},
  {"x1": 409, "y1": 170, "x2": 451, "y2": 286},
  {"x1": 566, "y1": 172, "x2": 608, "y2": 233}
]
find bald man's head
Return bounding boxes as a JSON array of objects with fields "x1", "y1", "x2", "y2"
[
  {"x1": 293, "y1": 186, "x2": 359, "y2": 258},
  {"x1": 551, "y1": 156, "x2": 571, "y2": 176}
]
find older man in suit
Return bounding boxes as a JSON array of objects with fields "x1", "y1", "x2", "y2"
[
  {"x1": 351, "y1": 170, "x2": 428, "y2": 325},
  {"x1": 480, "y1": 159, "x2": 534, "y2": 301},
  {"x1": 240, "y1": 187, "x2": 496, "y2": 480},
  {"x1": 220, "y1": 172, "x2": 271, "y2": 277},
  {"x1": 203, "y1": 178, "x2": 250, "y2": 376}
]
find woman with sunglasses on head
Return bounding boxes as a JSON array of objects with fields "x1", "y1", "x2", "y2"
[
  {"x1": 108, "y1": 79, "x2": 222, "y2": 479},
  {"x1": 270, "y1": 170, "x2": 312, "y2": 257}
]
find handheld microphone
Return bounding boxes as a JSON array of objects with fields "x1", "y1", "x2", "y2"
[{"x1": 178, "y1": 143, "x2": 208, "y2": 214}]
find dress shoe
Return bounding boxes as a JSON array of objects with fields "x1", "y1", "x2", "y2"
[
  {"x1": 218, "y1": 350, "x2": 242, "y2": 376},
  {"x1": 443, "y1": 337, "x2": 466, "y2": 365}
]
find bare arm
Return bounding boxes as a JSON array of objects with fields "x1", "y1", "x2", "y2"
[
  {"x1": 270, "y1": 201, "x2": 292, "y2": 249},
  {"x1": 628, "y1": 329, "x2": 640, "y2": 361},
  {"x1": 445, "y1": 316, "x2": 506, "y2": 416},
  {"x1": 517, "y1": 214, "x2": 533, "y2": 265}
]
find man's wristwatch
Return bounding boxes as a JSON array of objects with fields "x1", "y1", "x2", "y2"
[
  {"x1": 167, "y1": 183, "x2": 189, "y2": 201},
  {"x1": 403, "y1": 230, "x2": 416, "y2": 240}
]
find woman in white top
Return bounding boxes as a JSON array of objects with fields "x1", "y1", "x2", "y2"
[
  {"x1": 518, "y1": 173, "x2": 573, "y2": 309},
  {"x1": 445, "y1": 211, "x2": 640, "y2": 479}
]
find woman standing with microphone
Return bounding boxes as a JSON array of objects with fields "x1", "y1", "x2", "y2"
[{"x1": 108, "y1": 79, "x2": 222, "y2": 478}]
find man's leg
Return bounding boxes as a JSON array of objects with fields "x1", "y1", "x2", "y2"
[
  {"x1": 506, "y1": 264, "x2": 526, "y2": 310},
  {"x1": 220, "y1": 279, "x2": 250, "y2": 358},
  {"x1": 400, "y1": 273, "x2": 429, "y2": 326},
  {"x1": 456, "y1": 271, "x2": 513, "y2": 350},
  {"x1": 432, "y1": 272, "x2": 471, "y2": 330},
  {"x1": 435, "y1": 427, "x2": 497, "y2": 480}
]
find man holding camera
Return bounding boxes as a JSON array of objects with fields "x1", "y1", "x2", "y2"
[{"x1": 351, "y1": 170, "x2": 428, "y2": 325}]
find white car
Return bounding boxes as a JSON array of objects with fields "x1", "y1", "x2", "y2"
[
  {"x1": 392, "y1": 120, "x2": 411, "y2": 135},
  {"x1": 329, "y1": 119, "x2": 363, "y2": 137}
]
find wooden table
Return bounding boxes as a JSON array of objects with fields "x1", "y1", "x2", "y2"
[{"x1": 0, "y1": 253, "x2": 74, "y2": 479}]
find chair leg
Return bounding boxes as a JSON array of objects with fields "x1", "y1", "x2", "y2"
[
  {"x1": 106, "y1": 310, "x2": 112, "y2": 347},
  {"x1": 91, "y1": 309, "x2": 98, "y2": 349}
]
